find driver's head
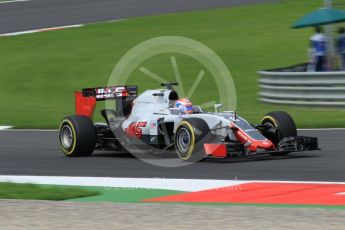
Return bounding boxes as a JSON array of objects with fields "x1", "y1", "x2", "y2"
[{"x1": 175, "y1": 98, "x2": 193, "y2": 114}]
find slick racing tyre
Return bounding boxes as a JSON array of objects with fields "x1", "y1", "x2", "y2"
[
  {"x1": 59, "y1": 115, "x2": 96, "y2": 157},
  {"x1": 174, "y1": 118, "x2": 212, "y2": 162},
  {"x1": 260, "y1": 111, "x2": 297, "y2": 155}
]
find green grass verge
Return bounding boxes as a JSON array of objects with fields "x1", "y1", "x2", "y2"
[
  {"x1": 71, "y1": 187, "x2": 184, "y2": 203},
  {"x1": 1, "y1": 0, "x2": 345, "y2": 128},
  {"x1": 0, "y1": 183, "x2": 100, "y2": 200},
  {"x1": 71, "y1": 187, "x2": 345, "y2": 210},
  {"x1": 0, "y1": 183, "x2": 182, "y2": 202},
  {"x1": 2, "y1": 183, "x2": 344, "y2": 210}
]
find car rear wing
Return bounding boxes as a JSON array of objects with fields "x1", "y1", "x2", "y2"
[
  {"x1": 74, "y1": 86, "x2": 138, "y2": 118},
  {"x1": 81, "y1": 86, "x2": 138, "y2": 100}
]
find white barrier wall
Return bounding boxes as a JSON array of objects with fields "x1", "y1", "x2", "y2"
[{"x1": 257, "y1": 69, "x2": 345, "y2": 108}]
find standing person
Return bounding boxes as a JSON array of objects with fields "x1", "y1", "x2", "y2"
[
  {"x1": 337, "y1": 27, "x2": 345, "y2": 71},
  {"x1": 308, "y1": 26, "x2": 327, "y2": 72}
]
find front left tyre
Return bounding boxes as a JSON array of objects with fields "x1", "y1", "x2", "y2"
[
  {"x1": 174, "y1": 118, "x2": 212, "y2": 162},
  {"x1": 59, "y1": 115, "x2": 96, "y2": 157}
]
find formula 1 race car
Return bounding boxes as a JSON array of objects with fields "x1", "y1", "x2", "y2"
[{"x1": 59, "y1": 83, "x2": 319, "y2": 161}]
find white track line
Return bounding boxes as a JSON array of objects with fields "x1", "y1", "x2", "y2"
[
  {"x1": 0, "y1": 19, "x2": 125, "y2": 37},
  {"x1": 244, "y1": 180, "x2": 345, "y2": 185},
  {"x1": 2, "y1": 129, "x2": 56, "y2": 132},
  {"x1": 0, "y1": 0, "x2": 30, "y2": 4},
  {"x1": 335, "y1": 192, "x2": 345, "y2": 195},
  {"x1": 0, "y1": 176, "x2": 245, "y2": 192},
  {"x1": 0, "y1": 126, "x2": 12, "y2": 130},
  {"x1": 1, "y1": 176, "x2": 345, "y2": 192},
  {"x1": 0, "y1": 24, "x2": 83, "y2": 37}
]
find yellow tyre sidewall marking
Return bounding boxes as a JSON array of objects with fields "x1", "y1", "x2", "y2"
[
  {"x1": 59, "y1": 119, "x2": 77, "y2": 155},
  {"x1": 261, "y1": 116, "x2": 278, "y2": 127},
  {"x1": 176, "y1": 120, "x2": 196, "y2": 161}
]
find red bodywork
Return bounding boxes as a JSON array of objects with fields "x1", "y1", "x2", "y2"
[
  {"x1": 231, "y1": 123, "x2": 274, "y2": 152},
  {"x1": 204, "y1": 122, "x2": 275, "y2": 158},
  {"x1": 125, "y1": 122, "x2": 147, "y2": 139},
  {"x1": 74, "y1": 86, "x2": 134, "y2": 118},
  {"x1": 75, "y1": 92, "x2": 96, "y2": 118},
  {"x1": 204, "y1": 144, "x2": 227, "y2": 157}
]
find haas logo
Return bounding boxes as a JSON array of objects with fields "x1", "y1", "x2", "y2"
[{"x1": 125, "y1": 122, "x2": 147, "y2": 139}]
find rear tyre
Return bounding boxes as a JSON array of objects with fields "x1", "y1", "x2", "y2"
[
  {"x1": 59, "y1": 115, "x2": 96, "y2": 157},
  {"x1": 260, "y1": 111, "x2": 297, "y2": 155},
  {"x1": 174, "y1": 118, "x2": 211, "y2": 162}
]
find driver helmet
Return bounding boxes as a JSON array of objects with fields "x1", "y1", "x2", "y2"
[{"x1": 175, "y1": 98, "x2": 193, "y2": 114}]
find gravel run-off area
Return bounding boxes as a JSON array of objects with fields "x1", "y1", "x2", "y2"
[{"x1": 1, "y1": 200, "x2": 345, "y2": 229}]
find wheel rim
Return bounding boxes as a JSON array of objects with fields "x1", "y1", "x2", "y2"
[
  {"x1": 176, "y1": 127, "x2": 191, "y2": 156},
  {"x1": 60, "y1": 125, "x2": 73, "y2": 149},
  {"x1": 264, "y1": 121, "x2": 274, "y2": 128},
  {"x1": 262, "y1": 119, "x2": 280, "y2": 144}
]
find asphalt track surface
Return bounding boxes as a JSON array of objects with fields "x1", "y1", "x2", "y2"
[
  {"x1": 0, "y1": 0, "x2": 344, "y2": 182},
  {"x1": 0, "y1": 0, "x2": 276, "y2": 34},
  {"x1": 1, "y1": 1, "x2": 343, "y2": 182},
  {"x1": 0, "y1": 130, "x2": 344, "y2": 182}
]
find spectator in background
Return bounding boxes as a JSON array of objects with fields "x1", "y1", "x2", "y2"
[
  {"x1": 308, "y1": 26, "x2": 327, "y2": 72},
  {"x1": 337, "y1": 27, "x2": 345, "y2": 71}
]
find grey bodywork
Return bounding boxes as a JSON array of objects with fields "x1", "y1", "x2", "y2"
[{"x1": 121, "y1": 88, "x2": 268, "y2": 143}]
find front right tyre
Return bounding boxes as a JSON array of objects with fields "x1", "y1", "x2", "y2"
[
  {"x1": 260, "y1": 111, "x2": 297, "y2": 156},
  {"x1": 260, "y1": 111, "x2": 297, "y2": 143},
  {"x1": 59, "y1": 115, "x2": 96, "y2": 157}
]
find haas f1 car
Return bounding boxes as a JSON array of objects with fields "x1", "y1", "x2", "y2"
[{"x1": 59, "y1": 83, "x2": 319, "y2": 161}]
